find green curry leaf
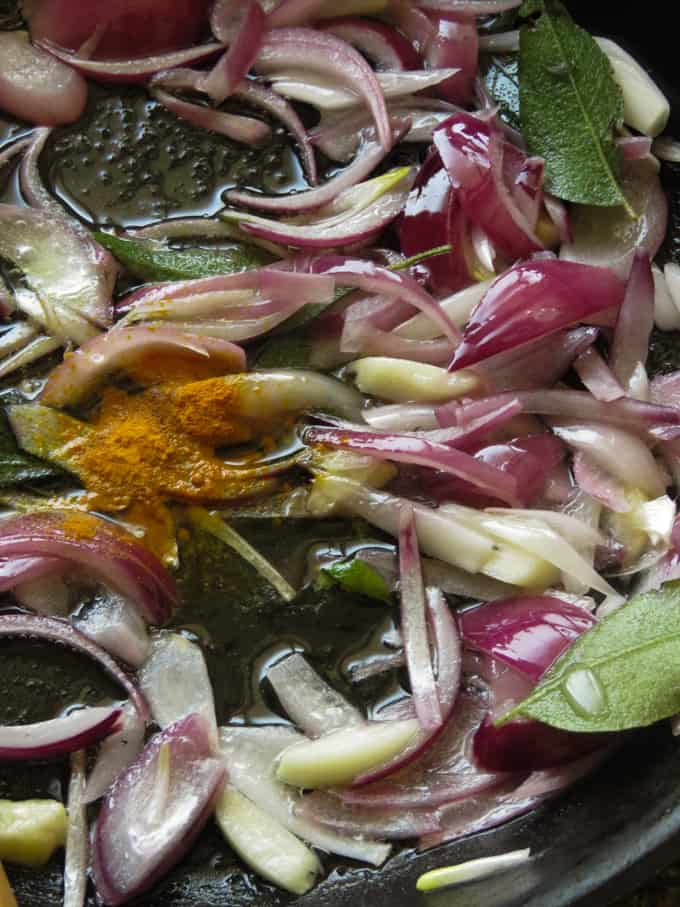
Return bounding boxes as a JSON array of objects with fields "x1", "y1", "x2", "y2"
[
  {"x1": 519, "y1": 0, "x2": 633, "y2": 214},
  {"x1": 317, "y1": 558, "x2": 391, "y2": 602},
  {"x1": 0, "y1": 410, "x2": 63, "y2": 487},
  {"x1": 498, "y1": 582, "x2": 680, "y2": 732},
  {"x1": 93, "y1": 233, "x2": 272, "y2": 283}
]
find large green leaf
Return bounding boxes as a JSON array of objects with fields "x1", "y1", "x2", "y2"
[{"x1": 500, "y1": 582, "x2": 680, "y2": 732}]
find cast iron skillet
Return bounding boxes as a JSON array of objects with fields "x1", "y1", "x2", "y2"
[{"x1": 1, "y1": 3, "x2": 679, "y2": 905}]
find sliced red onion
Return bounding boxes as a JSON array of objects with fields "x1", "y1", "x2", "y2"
[
  {"x1": 0, "y1": 135, "x2": 31, "y2": 173},
  {"x1": 84, "y1": 702, "x2": 146, "y2": 803},
  {"x1": 64, "y1": 750, "x2": 88, "y2": 907},
  {"x1": 349, "y1": 575, "x2": 464, "y2": 789},
  {"x1": 470, "y1": 654, "x2": 609, "y2": 774},
  {"x1": 449, "y1": 259, "x2": 625, "y2": 371},
  {"x1": 312, "y1": 98, "x2": 457, "y2": 163},
  {"x1": 427, "y1": 587, "x2": 462, "y2": 713},
  {"x1": 267, "y1": 67, "x2": 460, "y2": 110},
  {"x1": 0, "y1": 512, "x2": 178, "y2": 626},
  {"x1": 0, "y1": 705, "x2": 121, "y2": 760},
  {"x1": 219, "y1": 725, "x2": 392, "y2": 864},
  {"x1": 202, "y1": 1, "x2": 266, "y2": 103},
  {"x1": 417, "y1": 435, "x2": 564, "y2": 509},
  {"x1": 312, "y1": 256, "x2": 462, "y2": 346},
  {"x1": 433, "y1": 113, "x2": 544, "y2": 261},
  {"x1": 399, "y1": 147, "x2": 472, "y2": 296},
  {"x1": 459, "y1": 596, "x2": 597, "y2": 684},
  {"x1": 38, "y1": 40, "x2": 223, "y2": 83},
  {"x1": 295, "y1": 792, "x2": 440, "y2": 838},
  {"x1": 0, "y1": 31, "x2": 87, "y2": 125},
  {"x1": 572, "y1": 452, "x2": 630, "y2": 514},
  {"x1": 0, "y1": 555, "x2": 64, "y2": 593},
  {"x1": 477, "y1": 327, "x2": 600, "y2": 394},
  {"x1": 617, "y1": 135, "x2": 653, "y2": 160},
  {"x1": 25, "y1": 0, "x2": 211, "y2": 60},
  {"x1": 18, "y1": 127, "x2": 70, "y2": 221},
  {"x1": 343, "y1": 690, "x2": 506, "y2": 809},
  {"x1": 254, "y1": 28, "x2": 392, "y2": 152},
  {"x1": 138, "y1": 634, "x2": 218, "y2": 746},
  {"x1": 440, "y1": 390, "x2": 680, "y2": 441},
  {"x1": 266, "y1": 652, "x2": 363, "y2": 737},
  {"x1": 341, "y1": 320, "x2": 454, "y2": 365},
  {"x1": 416, "y1": 0, "x2": 521, "y2": 11},
  {"x1": 235, "y1": 80, "x2": 318, "y2": 184},
  {"x1": 225, "y1": 124, "x2": 408, "y2": 214},
  {"x1": 116, "y1": 267, "x2": 333, "y2": 315},
  {"x1": 0, "y1": 203, "x2": 114, "y2": 332},
  {"x1": 92, "y1": 714, "x2": 226, "y2": 906},
  {"x1": 609, "y1": 250, "x2": 654, "y2": 395},
  {"x1": 73, "y1": 591, "x2": 150, "y2": 669},
  {"x1": 573, "y1": 346, "x2": 624, "y2": 402},
  {"x1": 320, "y1": 17, "x2": 421, "y2": 71},
  {"x1": 226, "y1": 166, "x2": 411, "y2": 248},
  {"x1": 149, "y1": 83, "x2": 271, "y2": 146},
  {"x1": 0, "y1": 612, "x2": 149, "y2": 720},
  {"x1": 552, "y1": 422, "x2": 666, "y2": 498},
  {"x1": 417, "y1": 749, "x2": 606, "y2": 851},
  {"x1": 543, "y1": 192, "x2": 572, "y2": 244},
  {"x1": 266, "y1": 0, "x2": 327, "y2": 27},
  {"x1": 305, "y1": 425, "x2": 519, "y2": 504},
  {"x1": 399, "y1": 506, "x2": 442, "y2": 732},
  {"x1": 422, "y1": 12, "x2": 478, "y2": 105},
  {"x1": 560, "y1": 159, "x2": 668, "y2": 278},
  {"x1": 41, "y1": 325, "x2": 245, "y2": 408}
]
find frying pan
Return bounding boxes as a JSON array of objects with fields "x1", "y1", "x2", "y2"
[{"x1": 1, "y1": 2, "x2": 679, "y2": 904}]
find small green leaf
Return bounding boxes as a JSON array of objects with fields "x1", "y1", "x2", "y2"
[
  {"x1": 519, "y1": 0, "x2": 633, "y2": 214},
  {"x1": 253, "y1": 336, "x2": 316, "y2": 369},
  {"x1": 318, "y1": 558, "x2": 391, "y2": 602},
  {"x1": 93, "y1": 233, "x2": 272, "y2": 283},
  {"x1": 499, "y1": 582, "x2": 680, "y2": 732},
  {"x1": 0, "y1": 410, "x2": 63, "y2": 487}
]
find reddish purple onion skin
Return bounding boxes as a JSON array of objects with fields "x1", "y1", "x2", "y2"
[
  {"x1": 295, "y1": 791, "x2": 441, "y2": 838},
  {"x1": 0, "y1": 512, "x2": 178, "y2": 626},
  {"x1": 254, "y1": 28, "x2": 393, "y2": 152},
  {"x1": 402, "y1": 434, "x2": 564, "y2": 509},
  {"x1": 38, "y1": 40, "x2": 222, "y2": 84},
  {"x1": 343, "y1": 690, "x2": 505, "y2": 809},
  {"x1": 424, "y1": 11, "x2": 478, "y2": 105},
  {"x1": 473, "y1": 713, "x2": 608, "y2": 773},
  {"x1": 399, "y1": 505, "x2": 443, "y2": 732},
  {"x1": 0, "y1": 31, "x2": 88, "y2": 126},
  {"x1": 304, "y1": 426, "x2": 519, "y2": 505},
  {"x1": 449, "y1": 260, "x2": 626, "y2": 371},
  {"x1": 0, "y1": 706, "x2": 122, "y2": 760},
  {"x1": 433, "y1": 112, "x2": 543, "y2": 261},
  {"x1": 609, "y1": 250, "x2": 654, "y2": 393},
  {"x1": 25, "y1": 0, "x2": 212, "y2": 60},
  {"x1": 92, "y1": 714, "x2": 226, "y2": 907},
  {"x1": 399, "y1": 147, "x2": 472, "y2": 295},
  {"x1": 0, "y1": 555, "x2": 64, "y2": 593},
  {"x1": 201, "y1": 1, "x2": 266, "y2": 104},
  {"x1": 320, "y1": 17, "x2": 422, "y2": 71},
  {"x1": 0, "y1": 613, "x2": 150, "y2": 721},
  {"x1": 459, "y1": 596, "x2": 597, "y2": 683}
]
